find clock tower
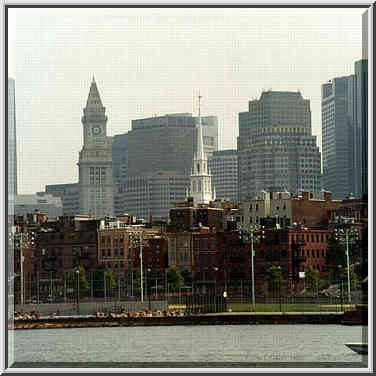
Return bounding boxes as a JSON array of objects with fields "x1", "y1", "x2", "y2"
[{"x1": 78, "y1": 77, "x2": 114, "y2": 218}]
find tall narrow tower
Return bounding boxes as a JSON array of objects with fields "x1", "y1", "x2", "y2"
[
  {"x1": 78, "y1": 77, "x2": 114, "y2": 218},
  {"x1": 189, "y1": 95, "x2": 216, "y2": 206}
]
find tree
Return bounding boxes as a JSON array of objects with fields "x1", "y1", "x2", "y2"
[
  {"x1": 167, "y1": 265, "x2": 184, "y2": 292},
  {"x1": 91, "y1": 265, "x2": 117, "y2": 297},
  {"x1": 265, "y1": 265, "x2": 283, "y2": 296},
  {"x1": 104, "y1": 268, "x2": 117, "y2": 296},
  {"x1": 181, "y1": 269, "x2": 193, "y2": 287},
  {"x1": 340, "y1": 267, "x2": 361, "y2": 292},
  {"x1": 66, "y1": 265, "x2": 90, "y2": 297},
  {"x1": 325, "y1": 235, "x2": 346, "y2": 268},
  {"x1": 304, "y1": 266, "x2": 321, "y2": 296}
]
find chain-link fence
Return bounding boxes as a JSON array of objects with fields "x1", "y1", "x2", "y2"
[{"x1": 14, "y1": 270, "x2": 170, "y2": 305}]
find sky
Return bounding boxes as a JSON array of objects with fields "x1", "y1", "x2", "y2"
[{"x1": 8, "y1": 6, "x2": 365, "y2": 195}]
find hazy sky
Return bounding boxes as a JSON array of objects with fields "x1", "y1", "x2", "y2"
[{"x1": 8, "y1": 7, "x2": 365, "y2": 194}]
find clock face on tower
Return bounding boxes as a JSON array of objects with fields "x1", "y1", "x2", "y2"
[{"x1": 92, "y1": 126, "x2": 102, "y2": 135}]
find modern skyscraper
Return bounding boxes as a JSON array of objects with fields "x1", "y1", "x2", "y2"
[
  {"x1": 112, "y1": 133, "x2": 129, "y2": 186},
  {"x1": 113, "y1": 112, "x2": 218, "y2": 218},
  {"x1": 126, "y1": 113, "x2": 218, "y2": 177},
  {"x1": 115, "y1": 172, "x2": 188, "y2": 219},
  {"x1": 354, "y1": 59, "x2": 368, "y2": 198},
  {"x1": 188, "y1": 95, "x2": 216, "y2": 206},
  {"x1": 78, "y1": 77, "x2": 114, "y2": 218},
  {"x1": 8, "y1": 78, "x2": 18, "y2": 213},
  {"x1": 238, "y1": 91, "x2": 322, "y2": 201},
  {"x1": 321, "y1": 75, "x2": 356, "y2": 200},
  {"x1": 208, "y1": 149, "x2": 238, "y2": 203}
]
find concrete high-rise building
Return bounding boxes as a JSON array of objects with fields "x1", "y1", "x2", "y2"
[
  {"x1": 112, "y1": 133, "x2": 129, "y2": 186},
  {"x1": 14, "y1": 193, "x2": 63, "y2": 220},
  {"x1": 116, "y1": 172, "x2": 188, "y2": 220},
  {"x1": 354, "y1": 59, "x2": 368, "y2": 198},
  {"x1": 8, "y1": 78, "x2": 17, "y2": 213},
  {"x1": 208, "y1": 149, "x2": 238, "y2": 202},
  {"x1": 126, "y1": 113, "x2": 218, "y2": 177},
  {"x1": 188, "y1": 96, "x2": 216, "y2": 206},
  {"x1": 114, "y1": 112, "x2": 218, "y2": 218},
  {"x1": 322, "y1": 75, "x2": 356, "y2": 200},
  {"x1": 238, "y1": 91, "x2": 322, "y2": 201},
  {"x1": 45, "y1": 183, "x2": 80, "y2": 216},
  {"x1": 78, "y1": 77, "x2": 114, "y2": 218}
]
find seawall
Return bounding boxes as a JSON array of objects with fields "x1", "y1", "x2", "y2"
[{"x1": 12, "y1": 312, "x2": 348, "y2": 330}]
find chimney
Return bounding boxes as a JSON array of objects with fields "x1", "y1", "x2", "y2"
[{"x1": 324, "y1": 191, "x2": 332, "y2": 201}]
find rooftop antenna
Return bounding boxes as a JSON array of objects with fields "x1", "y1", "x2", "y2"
[{"x1": 198, "y1": 91, "x2": 202, "y2": 119}]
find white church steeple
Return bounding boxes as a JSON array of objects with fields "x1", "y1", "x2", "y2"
[{"x1": 188, "y1": 94, "x2": 216, "y2": 206}]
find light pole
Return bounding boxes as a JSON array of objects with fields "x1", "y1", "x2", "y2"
[
  {"x1": 14, "y1": 232, "x2": 31, "y2": 305},
  {"x1": 345, "y1": 231, "x2": 351, "y2": 304},
  {"x1": 140, "y1": 232, "x2": 144, "y2": 302},
  {"x1": 244, "y1": 224, "x2": 260, "y2": 312},
  {"x1": 147, "y1": 268, "x2": 151, "y2": 310},
  {"x1": 335, "y1": 227, "x2": 358, "y2": 304},
  {"x1": 213, "y1": 267, "x2": 218, "y2": 313},
  {"x1": 75, "y1": 269, "x2": 80, "y2": 315},
  {"x1": 277, "y1": 266, "x2": 282, "y2": 312}
]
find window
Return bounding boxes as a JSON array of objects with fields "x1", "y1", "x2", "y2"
[
  {"x1": 194, "y1": 238, "x2": 200, "y2": 250},
  {"x1": 210, "y1": 238, "x2": 216, "y2": 250},
  {"x1": 202, "y1": 238, "x2": 209, "y2": 250}
]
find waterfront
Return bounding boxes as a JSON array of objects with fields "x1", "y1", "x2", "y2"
[{"x1": 11, "y1": 324, "x2": 367, "y2": 367}]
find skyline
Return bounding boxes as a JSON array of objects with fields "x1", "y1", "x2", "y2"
[{"x1": 8, "y1": 7, "x2": 365, "y2": 194}]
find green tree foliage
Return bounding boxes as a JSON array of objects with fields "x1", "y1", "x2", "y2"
[
  {"x1": 304, "y1": 266, "x2": 321, "y2": 296},
  {"x1": 181, "y1": 269, "x2": 193, "y2": 287},
  {"x1": 265, "y1": 265, "x2": 283, "y2": 294},
  {"x1": 340, "y1": 267, "x2": 361, "y2": 291},
  {"x1": 66, "y1": 265, "x2": 90, "y2": 296},
  {"x1": 104, "y1": 268, "x2": 117, "y2": 296},
  {"x1": 325, "y1": 235, "x2": 346, "y2": 268},
  {"x1": 167, "y1": 265, "x2": 184, "y2": 292},
  {"x1": 91, "y1": 265, "x2": 117, "y2": 297}
]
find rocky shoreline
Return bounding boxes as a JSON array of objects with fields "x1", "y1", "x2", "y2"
[{"x1": 10, "y1": 312, "x2": 356, "y2": 330}]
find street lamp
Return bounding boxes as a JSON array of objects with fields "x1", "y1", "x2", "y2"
[
  {"x1": 213, "y1": 267, "x2": 218, "y2": 313},
  {"x1": 335, "y1": 227, "x2": 358, "y2": 304},
  {"x1": 277, "y1": 266, "x2": 282, "y2": 313},
  {"x1": 146, "y1": 268, "x2": 151, "y2": 310},
  {"x1": 13, "y1": 232, "x2": 34, "y2": 305},
  {"x1": 75, "y1": 269, "x2": 80, "y2": 315},
  {"x1": 243, "y1": 224, "x2": 260, "y2": 312}
]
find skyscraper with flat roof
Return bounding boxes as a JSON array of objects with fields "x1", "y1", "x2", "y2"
[
  {"x1": 238, "y1": 91, "x2": 322, "y2": 201},
  {"x1": 354, "y1": 59, "x2": 368, "y2": 198},
  {"x1": 208, "y1": 149, "x2": 238, "y2": 202},
  {"x1": 321, "y1": 75, "x2": 356, "y2": 200},
  {"x1": 8, "y1": 78, "x2": 17, "y2": 213},
  {"x1": 113, "y1": 112, "x2": 218, "y2": 218}
]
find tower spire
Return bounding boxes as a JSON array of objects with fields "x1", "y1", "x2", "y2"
[
  {"x1": 86, "y1": 76, "x2": 103, "y2": 109},
  {"x1": 196, "y1": 93, "x2": 205, "y2": 160}
]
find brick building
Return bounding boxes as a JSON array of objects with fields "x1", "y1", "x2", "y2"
[
  {"x1": 254, "y1": 228, "x2": 331, "y2": 294},
  {"x1": 240, "y1": 190, "x2": 342, "y2": 229},
  {"x1": 168, "y1": 205, "x2": 224, "y2": 232},
  {"x1": 34, "y1": 217, "x2": 100, "y2": 301}
]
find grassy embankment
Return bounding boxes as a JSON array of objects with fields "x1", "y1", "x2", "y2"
[{"x1": 169, "y1": 303, "x2": 355, "y2": 312}]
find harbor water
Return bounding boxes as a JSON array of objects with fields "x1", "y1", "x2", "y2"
[{"x1": 11, "y1": 324, "x2": 367, "y2": 368}]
